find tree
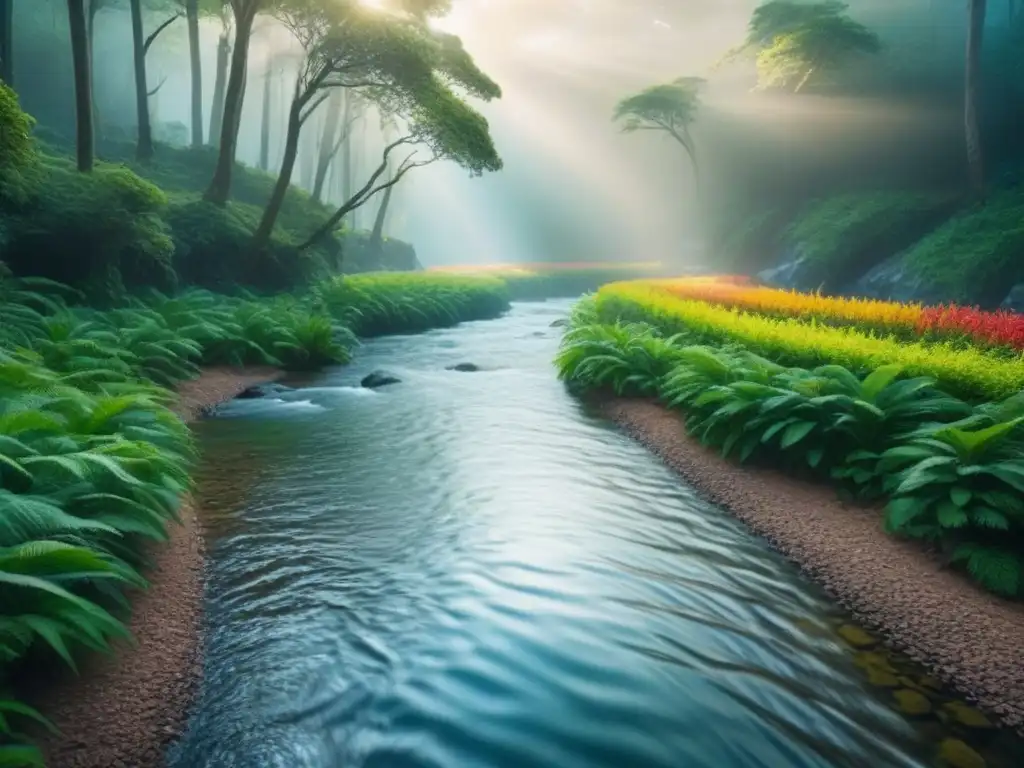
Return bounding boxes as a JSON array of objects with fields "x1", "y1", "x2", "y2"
[
  {"x1": 613, "y1": 77, "x2": 703, "y2": 194},
  {"x1": 184, "y1": 0, "x2": 203, "y2": 146},
  {"x1": 258, "y1": 61, "x2": 273, "y2": 170},
  {"x1": 204, "y1": 0, "x2": 270, "y2": 204},
  {"x1": 966, "y1": 0, "x2": 987, "y2": 200},
  {"x1": 728, "y1": 1, "x2": 880, "y2": 93},
  {"x1": 251, "y1": 1, "x2": 501, "y2": 250},
  {"x1": 208, "y1": 5, "x2": 233, "y2": 146},
  {"x1": 130, "y1": 0, "x2": 154, "y2": 160},
  {"x1": 298, "y1": 79, "x2": 502, "y2": 251},
  {"x1": 67, "y1": 0, "x2": 95, "y2": 172},
  {"x1": 311, "y1": 88, "x2": 344, "y2": 201},
  {"x1": 0, "y1": 0, "x2": 13, "y2": 85}
]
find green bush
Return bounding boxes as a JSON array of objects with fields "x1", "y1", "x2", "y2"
[
  {"x1": 555, "y1": 307, "x2": 1024, "y2": 599},
  {"x1": 785, "y1": 190, "x2": 957, "y2": 290},
  {"x1": 164, "y1": 197, "x2": 330, "y2": 292},
  {"x1": 900, "y1": 189, "x2": 1024, "y2": 306},
  {"x1": 0, "y1": 82, "x2": 37, "y2": 207},
  {"x1": 2, "y1": 157, "x2": 176, "y2": 297}
]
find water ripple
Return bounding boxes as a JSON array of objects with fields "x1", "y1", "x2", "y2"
[{"x1": 173, "y1": 301, "x2": 947, "y2": 768}]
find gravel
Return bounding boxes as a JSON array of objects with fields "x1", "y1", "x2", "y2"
[
  {"x1": 602, "y1": 397, "x2": 1024, "y2": 735},
  {"x1": 31, "y1": 367, "x2": 283, "y2": 768}
]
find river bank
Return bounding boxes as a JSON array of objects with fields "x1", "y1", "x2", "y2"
[
  {"x1": 602, "y1": 397, "x2": 1024, "y2": 736},
  {"x1": 32, "y1": 367, "x2": 283, "y2": 768}
]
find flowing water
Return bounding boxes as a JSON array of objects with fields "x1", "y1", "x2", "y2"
[{"x1": 172, "y1": 301, "x2": 1022, "y2": 768}]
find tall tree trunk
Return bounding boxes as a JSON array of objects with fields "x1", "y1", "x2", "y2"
[
  {"x1": 129, "y1": 0, "x2": 153, "y2": 161},
  {"x1": 204, "y1": 8, "x2": 255, "y2": 205},
  {"x1": 208, "y1": 30, "x2": 231, "y2": 147},
  {"x1": 368, "y1": 168, "x2": 395, "y2": 253},
  {"x1": 965, "y1": 0, "x2": 986, "y2": 200},
  {"x1": 341, "y1": 93, "x2": 354, "y2": 227},
  {"x1": 253, "y1": 102, "x2": 301, "y2": 250},
  {"x1": 259, "y1": 65, "x2": 271, "y2": 171},
  {"x1": 312, "y1": 88, "x2": 342, "y2": 201},
  {"x1": 0, "y1": 0, "x2": 14, "y2": 86},
  {"x1": 352, "y1": 117, "x2": 368, "y2": 230},
  {"x1": 87, "y1": 0, "x2": 102, "y2": 145},
  {"x1": 186, "y1": 0, "x2": 203, "y2": 146},
  {"x1": 300, "y1": 117, "x2": 316, "y2": 190},
  {"x1": 68, "y1": 0, "x2": 94, "y2": 172}
]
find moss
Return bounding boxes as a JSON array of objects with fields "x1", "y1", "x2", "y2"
[
  {"x1": 941, "y1": 701, "x2": 994, "y2": 729},
  {"x1": 0, "y1": 81, "x2": 37, "y2": 206},
  {"x1": 893, "y1": 688, "x2": 932, "y2": 715},
  {"x1": 836, "y1": 623, "x2": 876, "y2": 648},
  {"x1": 937, "y1": 738, "x2": 987, "y2": 768},
  {"x1": 785, "y1": 190, "x2": 958, "y2": 290},
  {"x1": 901, "y1": 189, "x2": 1024, "y2": 306}
]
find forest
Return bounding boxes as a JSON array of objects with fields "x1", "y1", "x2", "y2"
[{"x1": 2, "y1": 2, "x2": 1024, "y2": 768}]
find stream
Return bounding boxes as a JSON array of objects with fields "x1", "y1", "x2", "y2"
[{"x1": 170, "y1": 301, "x2": 1021, "y2": 768}]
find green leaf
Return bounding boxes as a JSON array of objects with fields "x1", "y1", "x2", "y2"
[
  {"x1": 962, "y1": 546, "x2": 1022, "y2": 597},
  {"x1": 806, "y1": 448, "x2": 823, "y2": 468},
  {"x1": 885, "y1": 496, "x2": 929, "y2": 531},
  {"x1": 936, "y1": 501, "x2": 969, "y2": 528},
  {"x1": 970, "y1": 507, "x2": 1010, "y2": 530},
  {"x1": 780, "y1": 420, "x2": 816, "y2": 449},
  {"x1": 0, "y1": 745, "x2": 46, "y2": 767},
  {"x1": 949, "y1": 487, "x2": 972, "y2": 507}
]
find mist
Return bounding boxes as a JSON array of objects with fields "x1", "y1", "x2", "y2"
[{"x1": 10, "y1": 0, "x2": 1021, "y2": 270}]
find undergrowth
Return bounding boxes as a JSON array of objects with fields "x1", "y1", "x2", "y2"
[{"x1": 556, "y1": 296, "x2": 1024, "y2": 600}]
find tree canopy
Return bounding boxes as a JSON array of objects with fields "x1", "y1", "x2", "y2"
[
  {"x1": 731, "y1": 1, "x2": 881, "y2": 92},
  {"x1": 612, "y1": 77, "x2": 703, "y2": 190}
]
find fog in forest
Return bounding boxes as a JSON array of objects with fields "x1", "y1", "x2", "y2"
[{"x1": 13, "y1": 1, "x2": 1021, "y2": 268}]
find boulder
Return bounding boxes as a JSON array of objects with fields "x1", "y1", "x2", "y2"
[
  {"x1": 445, "y1": 363, "x2": 480, "y2": 372},
  {"x1": 235, "y1": 382, "x2": 293, "y2": 400},
  {"x1": 360, "y1": 370, "x2": 401, "y2": 388},
  {"x1": 846, "y1": 252, "x2": 944, "y2": 305},
  {"x1": 549, "y1": 318, "x2": 569, "y2": 328}
]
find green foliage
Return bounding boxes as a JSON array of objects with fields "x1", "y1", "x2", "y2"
[
  {"x1": 784, "y1": 190, "x2": 958, "y2": 290},
  {"x1": 314, "y1": 272, "x2": 510, "y2": 336},
  {"x1": 900, "y1": 189, "x2": 1024, "y2": 307},
  {"x1": 613, "y1": 77, "x2": 703, "y2": 139},
  {"x1": 1, "y1": 155, "x2": 176, "y2": 297},
  {"x1": 556, "y1": 309, "x2": 1024, "y2": 598},
  {"x1": 0, "y1": 83, "x2": 37, "y2": 206},
  {"x1": 729, "y1": 1, "x2": 881, "y2": 92},
  {"x1": 882, "y1": 416, "x2": 1024, "y2": 597}
]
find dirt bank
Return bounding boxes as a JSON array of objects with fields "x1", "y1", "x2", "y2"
[
  {"x1": 33, "y1": 367, "x2": 283, "y2": 768},
  {"x1": 602, "y1": 398, "x2": 1024, "y2": 735}
]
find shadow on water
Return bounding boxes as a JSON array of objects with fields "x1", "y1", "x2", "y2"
[{"x1": 171, "y1": 301, "x2": 1024, "y2": 768}]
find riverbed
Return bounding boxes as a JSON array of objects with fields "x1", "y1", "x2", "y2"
[{"x1": 170, "y1": 301, "x2": 1021, "y2": 768}]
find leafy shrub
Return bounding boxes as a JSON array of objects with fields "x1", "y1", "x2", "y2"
[
  {"x1": 2, "y1": 156, "x2": 176, "y2": 297},
  {"x1": 900, "y1": 189, "x2": 1024, "y2": 307},
  {"x1": 882, "y1": 417, "x2": 1024, "y2": 597},
  {"x1": 0, "y1": 82, "x2": 38, "y2": 206},
  {"x1": 164, "y1": 197, "x2": 330, "y2": 292},
  {"x1": 785, "y1": 190, "x2": 957, "y2": 291}
]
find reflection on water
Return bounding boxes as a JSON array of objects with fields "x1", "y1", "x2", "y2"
[{"x1": 171, "y1": 302, "x2": 1023, "y2": 768}]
